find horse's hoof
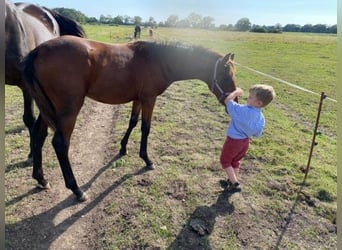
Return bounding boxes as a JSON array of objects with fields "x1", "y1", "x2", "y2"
[
  {"x1": 77, "y1": 192, "x2": 88, "y2": 202},
  {"x1": 74, "y1": 189, "x2": 88, "y2": 202},
  {"x1": 37, "y1": 182, "x2": 51, "y2": 189},
  {"x1": 146, "y1": 164, "x2": 155, "y2": 170},
  {"x1": 119, "y1": 149, "x2": 127, "y2": 156}
]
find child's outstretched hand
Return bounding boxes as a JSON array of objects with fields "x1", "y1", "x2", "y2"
[
  {"x1": 235, "y1": 87, "x2": 244, "y2": 96},
  {"x1": 223, "y1": 88, "x2": 243, "y2": 105}
]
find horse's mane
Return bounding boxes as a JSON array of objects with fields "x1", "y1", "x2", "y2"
[
  {"x1": 44, "y1": 8, "x2": 86, "y2": 38},
  {"x1": 133, "y1": 41, "x2": 220, "y2": 61}
]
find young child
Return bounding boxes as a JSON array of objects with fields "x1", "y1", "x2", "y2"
[{"x1": 220, "y1": 84, "x2": 275, "y2": 192}]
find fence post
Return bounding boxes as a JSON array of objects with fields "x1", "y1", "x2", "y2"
[{"x1": 303, "y1": 92, "x2": 326, "y2": 182}]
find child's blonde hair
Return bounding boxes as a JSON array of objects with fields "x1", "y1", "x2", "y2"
[{"x1": 249, "y1": 84, "x2": 276, "y2": 107}]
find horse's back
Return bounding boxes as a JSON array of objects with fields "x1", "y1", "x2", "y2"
[
  {"x1": 26, "y1": 36, "x2": 143, "y2": 105},
  {"x1": 28, "y1": 36, "x2": 93, "y2": 88},
  {"x1": 30, "y1": 36, "x2": 116, "y2": 73},
  {"x1": 31, "y1": 35, "x2": 137, "y2": 77}
]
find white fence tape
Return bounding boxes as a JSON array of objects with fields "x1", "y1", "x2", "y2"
[{"x1": 235, "y1": 62, "x2": 337, "y2": 103}]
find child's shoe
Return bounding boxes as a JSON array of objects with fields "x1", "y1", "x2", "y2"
[{"x1": 227, "y1": 182, "x2": 242, "y2": 192}]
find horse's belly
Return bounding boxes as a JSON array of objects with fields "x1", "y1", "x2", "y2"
[{"x1": 87, "y1": 90, "x2": 133, "y2": 105}]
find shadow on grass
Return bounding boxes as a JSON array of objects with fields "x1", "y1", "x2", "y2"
[
  {"x1": 274, "y1": 182, "x2": 306, "y2": 249},
  {"x1": 5, "y1": 159, "x2": 32, "y2": 173},
  {"x1": 5, "y1": 154, "x2": 149, "y2": 250},
  {"x1": 168, "y1": 180, "x2": 236, "y2": 250},
  {"x1": 5, "y1": 125, "x2": 27, "y2": 135}
]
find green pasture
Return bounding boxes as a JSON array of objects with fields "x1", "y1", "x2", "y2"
[{"x1": 5, "y1": 25, "x2": 336, "y2": 249}]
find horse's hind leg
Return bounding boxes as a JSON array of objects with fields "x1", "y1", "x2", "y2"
[
  {"x1": 52, "y1": 131, "x2": 86, "y2": 201},
  {"x1": 22, "y1": 88, "x2": 36, "y2": 159},
  {"x1": 32, "y1": 115, "x2": 49, "y2": 188},
  {"x1": 52, "y1": 113, "x2": 87, "y2": 201},
  {"x1": 119, "y1": 101, "x2": 141, "y2": 156}
]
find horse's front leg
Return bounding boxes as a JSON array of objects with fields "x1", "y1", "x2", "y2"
[
  {"x1": 31, "y1": 115, "x2": 49, "y2": 188},
  {"x1": 119, "y1": 101, "x2": 141, "y2": 156},
  {"x1": 22, "y1": 88, "x2": 36, "y2": 159},
  {"x1": 140, "y1": 98, "x2": 156, "y2": 170}
]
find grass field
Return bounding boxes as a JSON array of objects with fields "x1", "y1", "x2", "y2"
[{"x1": 5, "y1": 25, "x2": 337, "y2": 249}]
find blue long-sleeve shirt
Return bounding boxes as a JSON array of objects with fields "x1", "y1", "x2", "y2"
[{"x1": 226, "y1": 100, "x2": 265, "y2": 139}]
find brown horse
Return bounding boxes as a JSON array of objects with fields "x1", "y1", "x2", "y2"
[
  {"x1": 22, "y1": 35, "x2": 237, "y2": 201},
  {"x1": 5, "y1": 0, "x2": 85, "y2": 158}
]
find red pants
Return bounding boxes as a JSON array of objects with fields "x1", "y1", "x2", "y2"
[{"x1": 220, "y1": 136, "x2": 250, "y2": 169}]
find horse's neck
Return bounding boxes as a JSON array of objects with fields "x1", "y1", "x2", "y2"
[{"x1": 166, "y1": 51, "x2": 217, "y2": 86}]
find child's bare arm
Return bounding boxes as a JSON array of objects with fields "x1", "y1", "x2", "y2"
[{"x1": 224, "y1": 88, "x2": 243, "y2": 105}]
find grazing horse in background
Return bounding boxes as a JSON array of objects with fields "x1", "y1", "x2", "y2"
[
  {"x1": 22, "y1": 35, "x2": 237, "y2": 201},
  {"x1": 5, "y1": 0, "x2": 86, "y2": 158}
]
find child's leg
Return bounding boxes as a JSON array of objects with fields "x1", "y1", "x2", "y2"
[
  {"x1": 224, "y1": 166, "x2": 238, "y2": 183},
  {"x1": 234, "y1": 168, "x2": 240, "y2": 180}
]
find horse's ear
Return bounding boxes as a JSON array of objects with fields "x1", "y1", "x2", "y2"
[
  {"x1": 222, "y1": 53, "x2": 235, "y2": 63},
  {"x1": 222, "y1": 53, "x2": 231, "y2": 63}
]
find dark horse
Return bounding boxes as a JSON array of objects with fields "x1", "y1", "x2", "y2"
[
  {"x1": 134, "y1": 25, "x2": 141, "y2": 39},
  {"x1": 5, "y1": 0, "x2": 86, "y2": 158},
  {"x1": 22, "y1": 35, "x2": 237, "y2": 201}
]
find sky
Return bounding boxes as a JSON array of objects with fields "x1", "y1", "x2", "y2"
[{"x1": 28, "y1": 0, "x2": 337, "y2": 26}]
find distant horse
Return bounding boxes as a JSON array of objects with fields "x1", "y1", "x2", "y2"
[
  {"x1": 5, "y1": 0, "x2": 86, "y2": 158},
  {"x1": 134, "y1": 25, "x2": 141, "y2": 39},
  {"x1": 22, "y1": 35, "x2": 237, "y2": 201}
]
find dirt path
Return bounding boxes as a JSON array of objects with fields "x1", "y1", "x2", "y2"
[
  {"x1": 48, "y1": 99, "x2": 119, "y2": 250},
  {"x1": 6, "y1": 98, "x2": 122, "y2": 250}
]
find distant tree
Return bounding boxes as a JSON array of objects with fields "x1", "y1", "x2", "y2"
[
  {"x1": 86, "y1": 17, "x2": 98, "y2": 23},
  {"x1": 235, "y1": 18, "x2": 251, "y2": 31},
  {"x1": 274, "y1": 23, "x2": 282, "y2": 31},
  {"x1": 147, "y1": 17, "x2": 157, "y2": 27},
  {"x1": 53, "y1": 7, "x2": 86, "y2": 23},
  {"x1": 187, "y1": 12, "x2": 202, "y2": 28},
  {"x1": 113, "y1": 15, "x2": 124, "y2": 25},
  {"x1": 312, "y1": 24, "x2": 327, "y2": 33},
  {"x1": 176, "y1": 19, "x2": 190, "y2": 28},
  {"x1": 250, "y1": 25, "x2": 267, "y2": 33},
  {"x1": 200, "y1": 16, "x2": 215, "y2": 29},
  {"x1": 133, "y1": 16, "x2": 142, "y2": 25},
  {"x1": 99, "y1": 14, "x2": 112, "y2": 24},
  {"x1": 219, "y1": 24, "x2": 234, "y2": 31},
  {"x1": 327, "y1": 24, "x2": 337, "y2": 34},
  {"x1": 301, "y1": 24, "x2": 313, "y2": 32},
  {"x1": 283, "y1": 24, "x2": 301, "y2": 32},
  {"x1": 267, "y1": 23, "x2": 282, "y2": 33},
  {"x1": 123, "y1": 15, "x2": 133, "y2": 25},
  {"x1": 165, "y1": 15, "x2": 179, "y2": 27}
]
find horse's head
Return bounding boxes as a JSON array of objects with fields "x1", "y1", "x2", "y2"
[{"x1": 211, "y1": 53, "x2": 237, "y2": 104}]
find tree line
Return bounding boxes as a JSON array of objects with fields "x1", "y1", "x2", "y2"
[{"x1": 53, "y1": 7, "x2": 337, "y2": 34}]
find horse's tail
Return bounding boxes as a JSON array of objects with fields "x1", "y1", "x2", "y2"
[
  {"x1": 22, "y1": 49, "x2": 57, "y2": 130},
  {"x1": 44, "y1": 8, "x2": 86, "y2": 38}
]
